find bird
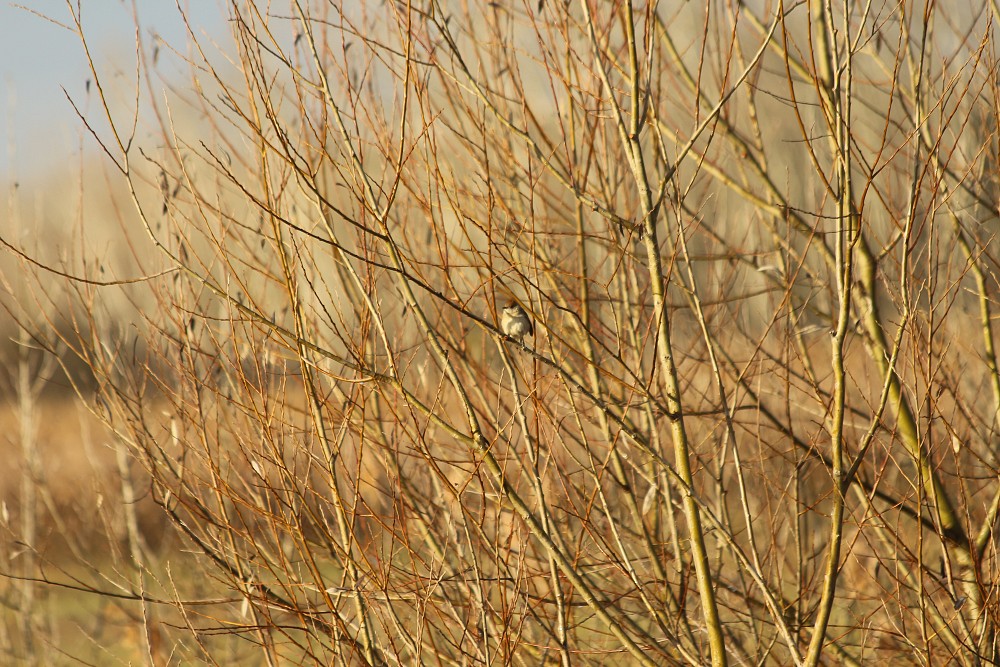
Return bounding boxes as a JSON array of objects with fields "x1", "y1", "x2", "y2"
[{"x1": 501, "y1": 300, "x2": 533, "y2": 343}]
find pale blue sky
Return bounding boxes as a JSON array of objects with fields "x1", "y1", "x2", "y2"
[{"x1": 0, "y1": 1, "x2": 227, "y2": 181}]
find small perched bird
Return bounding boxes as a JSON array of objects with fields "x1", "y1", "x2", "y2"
[{"x1": 501, "y1": 300, "x2": 533, "y2": 343}]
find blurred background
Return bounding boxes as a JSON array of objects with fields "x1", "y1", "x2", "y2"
[
  {"x1": 0, "y1": 4, "x2": 229, "y2": 663},
  {"x1": 1, "y1": 1, "x2": 231, "y2": 335},
  {"x1": 1, "y1": 2, "x2": 226, "y2": 180}
]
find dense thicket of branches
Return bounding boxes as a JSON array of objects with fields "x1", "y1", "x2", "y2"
[{"x1": 6, "y1": 1, "x2": 1000, "y2": 665}]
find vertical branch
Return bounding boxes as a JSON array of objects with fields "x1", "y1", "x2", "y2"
[
  {"x1": 620, "y1": 2, "x2": 728, "y2": 662},
  {"x1": 803, "y1": 1, "x2": 851, "y2": 661},
  {"x1": 16, "y1": 325, "x2": 40, "y2": 666}
]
